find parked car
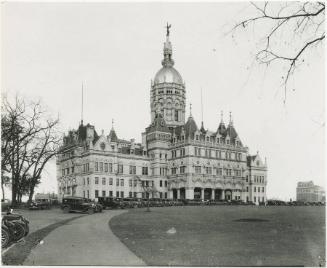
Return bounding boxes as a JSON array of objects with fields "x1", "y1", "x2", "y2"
[
  {"x1": 61, "y1": 196, "x2": 102, "y2": 214},
  {"x1": 1, "y1": 209, "x2": 29, "y2": 248},
  {"x1": 29, "y1": 199, "x2": 51, "y2": 210},
  {"x1": 98, "y1": 197, "x2": 122, "y2": 209}
]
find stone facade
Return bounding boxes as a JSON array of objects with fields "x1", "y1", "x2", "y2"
[{"x1": 56, "y1": 29, "x2": 268, "y2": 204}]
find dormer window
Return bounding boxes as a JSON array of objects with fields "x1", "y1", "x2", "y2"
[
  {"x1": 196, "y1": 135, "x2": 199, "y2": 140},
  {"x1": 226, "y1": 139, "x2": 230, "y2": 145},
  {"x1": 206, "y1": 137, "x2": 209, "y2": 142}
]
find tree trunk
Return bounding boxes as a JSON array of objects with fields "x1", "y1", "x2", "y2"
[
  {"x1": 28, "y1": 186, "x2": 35, "y2": 204},
  {"x1": 1, "y1": 181, "x2": 5, "y2": 201}
]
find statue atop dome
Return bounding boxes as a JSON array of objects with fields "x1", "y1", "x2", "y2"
[{"x1": 166, "y1": 23, "x2": 171, "y2": 37}]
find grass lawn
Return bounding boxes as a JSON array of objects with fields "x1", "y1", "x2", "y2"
[{"x1": 110, "y1": 206, "x2": 325, "y2": 266}]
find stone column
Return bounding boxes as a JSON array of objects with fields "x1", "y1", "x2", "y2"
[
  {"x1": 211, "y1": 189, "x2": 215, "y2": 200},
  {"x1": 177, "y1": 189, "x2": 180, "y2": 199},
  {"x1": 201, "y1": 188, "x2": 204, "y2": 200},
  {"x1": 221, "y1": 190, "x2": 225, "y2": 200},
  {"x1": 186, "y1": 188, "x2": 194, "y2": 200},
  {"x1": 168, "y1": 190, "x2": 173, "y2": 199}
]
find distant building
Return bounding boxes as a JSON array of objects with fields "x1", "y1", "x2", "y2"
[
  {"x1": 35, "y1": 193, "x2": 58, "y2": 201},
  {"x1": 296, "y1": 181, "x2": 325, "y2": 202},
  {"x1": 56, "y1": 26, "x2": 268, "y2": 204}
]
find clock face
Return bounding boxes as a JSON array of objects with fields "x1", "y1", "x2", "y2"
[{"x1": 100, "y1": 142, "x2": 106, "y2": 150}]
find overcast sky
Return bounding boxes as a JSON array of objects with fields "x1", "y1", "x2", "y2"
[{"x1": 2, "y1": 2, "x2": 325, "y2": 200}]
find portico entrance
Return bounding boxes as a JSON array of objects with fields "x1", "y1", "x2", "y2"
[
  {"x1": 225, "y1": 189, "x2": 232, "y2": 201},
  {"x1": 194, "y1": 188, "x2": 201, "y2": 199},
  {"x1": 215, "y1": 189, "x2": 223, "y2": 200},
  {"x1": 180, "y1": 188, "x2": 186, "y2": 200},
  {"x1": 204, "y1": 188, "x2": 212, "y2": 200}
]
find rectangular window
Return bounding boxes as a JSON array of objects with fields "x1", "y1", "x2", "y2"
[
  {"x1": 87, "y1": 190, "x2": 89, "y2": 198},
  {"x1": 254, "y1": 196, "x2": 256, "y2": 202},
  {"x1": 83, "y1": 178, "x2": 85, "y2": 185},
  {"x1": 95, "y1": 162, "x2": 99, "y2": 171},
  {"x1": 87, "y1": 177, "x2": 90, "y2": 185},
  {"x1": 95, "y1": 190, "x2": 99, "y2": 198},
  {"x1": 71, "y1": 167, "x2": 74, "y2": 173},
  {"x1": 129, "y1": 165, "x2": 136, "y2": 175},
  {"x1": 102, "y1": 190, "x2": 106, "y2": 197},
  {"x1": 121, "y1": 191, "x2": 124, "y2": 198},
  {"x1": 175, "y1": 110, "x2": 179, "y2": 121},
  {"x1": 246, "y1": 186, "x2": 249, "y2": 192},
  {"x1": 109, "y1": 178, "x2": 113, "y2": 185},
  {"x1": 118, "y1": 164, "x2": 123, "y2": 174},
  {"x1": 129, "y1": 192, "x2": 132, "y2": 198},
  {"x1": 134, "y1": 180, "x2": 137, "y2": 187},
  {"x1": 100, "y1": 162, "x2": 103, "y2": 172},
  {"x1": 95, "y1": 177, "x2": 99, "y2": 184},
  {"x1": 165, "y1": 181, "x2": 167, "y2": 187},
  {"x1": 116, "y1": 179, "x2": 119, "y2": 186},
  {"x1": 254, "y1": 187, "x2": 256, "y2": 192},
  {"x1": 206, "y1": 167, "x2": 212, "y2": 175},
  {"x1": 102, "y1": 177, "x2": 106, "y2": 185},
  {"x1": 262, "y1": 187, "x2": 264, "y2": 192},
  {"x1": 160, "y1": 180, "x2": 162, "y2": 187},
  {"x1": 218, "y1": 168, "x2": 223, "y2": 176},
  {"x1": 83, "y1": 191, "x2": 85, "y2": 198},
  {"x1": 120, "y1": 179, "x2": 124, "y2": 186},
  {"x1": 133, "y1": 192, "x2": 137, "y2": 198},
  {"x1": 109, "y1": 163, "x2": 113, "y2": 173},
  {"x1": 180, "y1": 166, "x2": 186, "y2": 174},
  {"x1": 171, "y1": 167, "x2": 177, "y2": 175},
  {"x1": 109, "y1": 191, "x2": 113, "y2": 197},
  {"x1": 105, "y1": 163, "x2": 108, "y2": 172},
  {"x1": 142, "y1": 167, "x2": 148, "y2": 175},
  {"x1": 165, "y1": 192, "x2": 167, "y2": 199},
  {"x1": 116, "y1": 191, "x2": 119, "y2": 197},
  {"x1": 258, "y1": 187, "x2": 260, "y2": 193},
  {"x1": 195, "y1": 166, "x2": 201, "y2": 174},
  {"x1": 129, "y1": 179, "x2": 132, "y2": 187}
]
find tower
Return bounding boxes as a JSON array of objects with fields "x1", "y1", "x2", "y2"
[{"x1": 150, "y1": 24, "x2": 186, "y2": 127}]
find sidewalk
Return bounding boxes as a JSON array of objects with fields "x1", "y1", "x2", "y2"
[{"x1": 23, "y1": 210, "x2": 146, "y2": 266}]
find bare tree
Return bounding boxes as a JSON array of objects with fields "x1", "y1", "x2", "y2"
[
  {"x1": 231, "y1": 2, "x2": 325, "y2": 102},
  {"x1": 1, "y1": 94, "x2": 61, "y2": 205},
  {"x1": 134, "y1": 175, "x2": 158, "y2": 212}
]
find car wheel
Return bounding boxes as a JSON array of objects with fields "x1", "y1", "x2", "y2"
[
  {"x1": 63, "y1": 206, "x2": 70, "y2": 213},
  {"x1": 2, "y1": 227, "x2": 11, "y2": 248},
  {"x1": 12, "y1": 222, "x2": 26, "y2": 241},
  {"x1": 87, "y1": 207, "x2": 94, "y2": 214}
]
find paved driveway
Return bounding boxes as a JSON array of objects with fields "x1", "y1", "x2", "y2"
[{"x1": 23, "y1": 210, "x2": 145, "y2": 266}]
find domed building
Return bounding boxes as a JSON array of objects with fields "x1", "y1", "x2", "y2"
[
  {"x1": 150, "y1": 31, "x2": 186, "y2": 127},
  {"x1": 57, "y1": 26, "x2": 268, "y2": 205}
]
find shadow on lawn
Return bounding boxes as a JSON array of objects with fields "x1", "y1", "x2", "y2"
[{"x1": 2, "y1": 215, "x2": 85, "y2": 265}]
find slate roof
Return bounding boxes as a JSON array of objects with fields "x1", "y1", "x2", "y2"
[{"x1": 109, "y1": 128, "x2": 118, "y2": 142}]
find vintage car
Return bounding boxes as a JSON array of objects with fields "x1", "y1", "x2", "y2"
[
  {"x1": 29, "y1": 199, "x2": 51, "y2": 210},
  {"x1": 98, "y1": 197, "x2": 123, "y2": 209},
  {"x1": 2, "y1": 209, "x2": 29, "y2": 248},
  {"x1": 61, "y1": 196, "x2": 102, "y2": 214}
]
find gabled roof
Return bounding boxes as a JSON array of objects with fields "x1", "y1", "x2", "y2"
[
  {"x1": 217, "y1": 122, "x2": 227, "y2": 137},
  {"x1": 146, "y1": 113, "x2": 170, "y2": 133}
]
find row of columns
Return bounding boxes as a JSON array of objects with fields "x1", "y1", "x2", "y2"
[{"x1": 173, "y1": 188, "x2": 236, "y2": 200}]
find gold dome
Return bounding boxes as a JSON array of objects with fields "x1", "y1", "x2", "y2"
[{"x1": 154, "y1": 66, "x2": 183, "y2": 84}]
